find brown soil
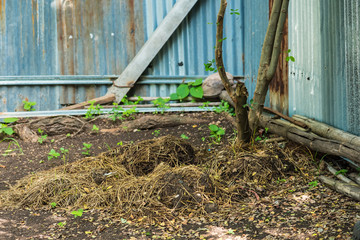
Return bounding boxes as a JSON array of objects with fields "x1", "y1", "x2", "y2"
[{"x1": 0, "y1": 112, "x2": 358, "y2": 240}]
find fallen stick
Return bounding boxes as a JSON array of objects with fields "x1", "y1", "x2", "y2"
[
  {"x1": 349, "y1": 173, "x2": 360, "y2": 186},
  {"x1": 120, "y1": 115, "x2": 207, "y2": 130},
  {"x1": 259, "y1": 113, "x2": 360, "y2": 164},
  {"x1": 292, "y1": 114, "x2": 360, "y2": 149},
  {"x1": 318, "y1": 175, "x2": 360, "y2": 201},
  {"x1": 60, "y1": 94, "x2": 116, "y2": 110},
  {"x1": 325, "y1": 162, "x2": 356, "y2": 185}
]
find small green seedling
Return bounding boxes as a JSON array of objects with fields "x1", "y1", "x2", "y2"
[
  {"x1": 23, "y1": 100, "x2": 36, "y2": 111},
  {"x1": 227, "y1": 229, "x2": 235, "y2": 234},
  {"x1": 286, "y1": 49, "x2": 295, "y2": 62},
  {"x1": 152, "y1": 98, "x2": 170, "y2": 114},
  {"x1": 0, "y1": 118, "x2": 18, "y2": 136},
  {"x1": 335, "y1": 169, "x2": 348, "y2": 176},
  {"x1": 109, "y1": 103, "x2": 124, "y2": 121},
  {"x1": 92, "y1": 124, "x2": 99, "y2": 133},
  {"x1": 204, "y1": 59, "x2": 217, "y2": 72},
  {"x1": 50, "y1": 202, "x2": 57, "y2": 208},
  {"x1": 308, "y1": 180, "x2": 318, "y2": 189},
  {"x1": 181, "y1": 134, "x2": 189, "y2": 139},
  {"x1": 255, "y1": 127, "x2": 269, "y2": 142},
  {"x1": 37, "y1": 128, "x2": 48, "y2": 144},
  {"x1": 199, "y1": 101, "x2": 210, "y2": 110},
  {"x1": 230, "y1": 9, "x2": 240, "y2": 15},
  {"x1": 57, "y1": 222, "x2": 66, "y2": 227},
  {"x1": 122, "y1": 107, "x2": 138, "y2": 119},
  {"x1": 152, "y1": 130, "x2": 160, "y2": 137},
  {"x1": 82, "y1": 143, "x2": 92, "y2": 156},
  {"x1": 71, "y1": 208, "x2": 84, "y2": 218},
  {"x1": 117, "y1": 141, "x2": 123, "y2": 146},
  {"x1": 243, "y1": 99, "x2": 255, "y2": 110},
  {"x1": 120, "y1": 95, "x2": 143, "y2": 105},
  {"x1": 214, "y1": 100, "x2": 235, "y2": 116},
  {"x1": 60, "y1": 147, "x2": 69, "y2": 163},
  {"x1": 276, "y1": 178, "x2": 286, "y2": 184},
  {"x1": 66, "y1": 133, "x2": 71, "y2": 137},
  {"x1": 48, "y1": 149, "x2": 60, "y2": 160},
  {"x1": 208, "y1": 124, "x2": 225, "y2": 143},
  {"x1": 84, "y1": 101, "x2": 103, "y2": 119}
]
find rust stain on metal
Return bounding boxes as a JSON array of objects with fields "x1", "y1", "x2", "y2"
[
  {"x1": 127, "y1": 0, "x2": 136, "y2": 60},
  {"x1": 0, "y1": 0, "x2": 6, "y2": 32},
  {"x1": 268, "y1": 0, "x2": 289, "y2": 115},
  {"x1": 127, "y1": 80, "x2": 135, "y2": 86},
  {"x1": 242, "y1": 53, "x2": 245, "y2": 74},
  {"x1": 31, "y1": 0, "x2": 36, "y2": 38}
]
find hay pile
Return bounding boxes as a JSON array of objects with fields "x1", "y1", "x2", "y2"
[{"x1": 0, "y1": 135, "x2": 307, "y2": 221}]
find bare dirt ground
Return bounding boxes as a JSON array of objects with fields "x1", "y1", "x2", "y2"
[{"x1": 0, "y1": 112, "x2": 358, "y2": 240}]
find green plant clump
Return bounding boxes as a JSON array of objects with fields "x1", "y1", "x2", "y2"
[
  {"x1": 37, "y1": 128, "x2": 48, "y2": 144},
  {"x1": 82, "y1": 143, "x2": 92, "y2": 156},
  {"x1": 48, "y1": 149, "x2": 60, "y2": 160},
  {"x1": 208, "y1": 124, "x2": 225, "y2": 143},
  {"x1": 181, "y1": 134, "x2": 189, "y2": 140},
  {"x1": 152, "y1": 98, "x2": 170, "y2": 114},
  {"x1": 1, "y1": 138, "x2": 23, "y2": 156},
  {"x1": 23, "y1": 100, "x2": 36, "y2": 111},
  {"x1": 71, "y1": 209, "x2": 84, "y2": 218},
  {"x1": 169, "y1": 78, "x2": 203, "y2": 101},
  {"x1": 0, "y1": 118, "x2": 18, "y2": 136},
  {"x1": 84, "y1": 101, "x2": 103, "y2": 119},
  {"x1": 152, "y1": 130, "x2": 160, "y2": 137},
  {"x1": 214, "y1": 100, "x2": 235, "y2": 116}
]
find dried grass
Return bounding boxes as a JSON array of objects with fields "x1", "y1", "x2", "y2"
[{"x1": 0, "y1": 135, "x2": 311, "y2": 221}]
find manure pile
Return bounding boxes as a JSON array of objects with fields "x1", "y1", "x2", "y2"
[{"x1": 0, "y1": 135, "x2": 307, "y2": 221}]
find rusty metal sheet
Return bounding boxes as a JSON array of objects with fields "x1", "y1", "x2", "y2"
[
  {"x1": 0, "y1": 0, "x2": 270, "y2": 112},
  {"x1": 269, "y1": 0, "x2": 289, "y2": 115}
]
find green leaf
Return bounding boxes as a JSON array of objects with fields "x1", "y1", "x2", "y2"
[
  {"x1": 190, "y1": 86, "x2": 203, "y2": 98},
  {"x1": 4, "y1": 118, "x2": 18, "y2": 123},
  {"x1": 192, "y1": 78, "x2": 203, "y2": 87},
  {"x1": 2, "y1": 127, "x2": 14, "y2": 135},
  {"x1": 290, "y1": 56, "x2": 295, "y2": 62},
  {"x1": 71, "y1": 208, "x2": 84, "y2": 218},
  {"x1": 217, "y1": 128, "x2": 225, "y2": 135},
  {"x1": 169, "y1": 93, "x2": 179, "y2": 100},
  {"x1": 176, "y1": 84, "x2": 190, "y2": 99},
  {"x1": 209, "y1": 124, "x2": 219, "y2": 132}
]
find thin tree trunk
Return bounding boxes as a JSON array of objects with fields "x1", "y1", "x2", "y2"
[
  {"x1": 215, "y1": 0, "x2": 250, "y2": 143},
  {"x1": 248, "y1": 0, "x2": 289, "y2": 131}
]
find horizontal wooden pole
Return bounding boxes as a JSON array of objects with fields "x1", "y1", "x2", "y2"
[{"x1": 59, "y1": 94, "x2": 115, "y2": 110}]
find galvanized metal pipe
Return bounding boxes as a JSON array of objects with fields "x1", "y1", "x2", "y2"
[{"x1": 0, "y1": 107, "x2": 217, "y2": 119}]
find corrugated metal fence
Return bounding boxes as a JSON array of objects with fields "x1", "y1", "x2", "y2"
[
  {"x1": 289, "y1": 0, "x2": 359, "y2": 136},
  {"x1": 0, "y1": 0, "x2": 269, "y2": 112}
]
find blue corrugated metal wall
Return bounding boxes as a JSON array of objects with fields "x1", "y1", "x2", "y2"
[
  {"x1": 289, "y1": 0, "x2": 359, "y2": 136},
  {"x1": 0, "y1": 0, "x2": 268, "y2": 112},
  {"x1": 344, "y1": 0, "x2": 360, "y2": 135},
  {"x1": 132, "y1": 0, "x2": 269, "y2": 102}
]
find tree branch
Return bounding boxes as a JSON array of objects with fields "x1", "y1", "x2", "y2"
[
  {"x1": 215, "y1": 0, "x2": 235, "y2": 102},
  {"x1": 266, "y1": 0, "x2": 290, "y2": 79},
  {"x1": 248, "y1": 0, "x2": 289, "y2": 131},
  {"x1": 258, "y1": 0, "x2": 283, "y2": 67}
]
